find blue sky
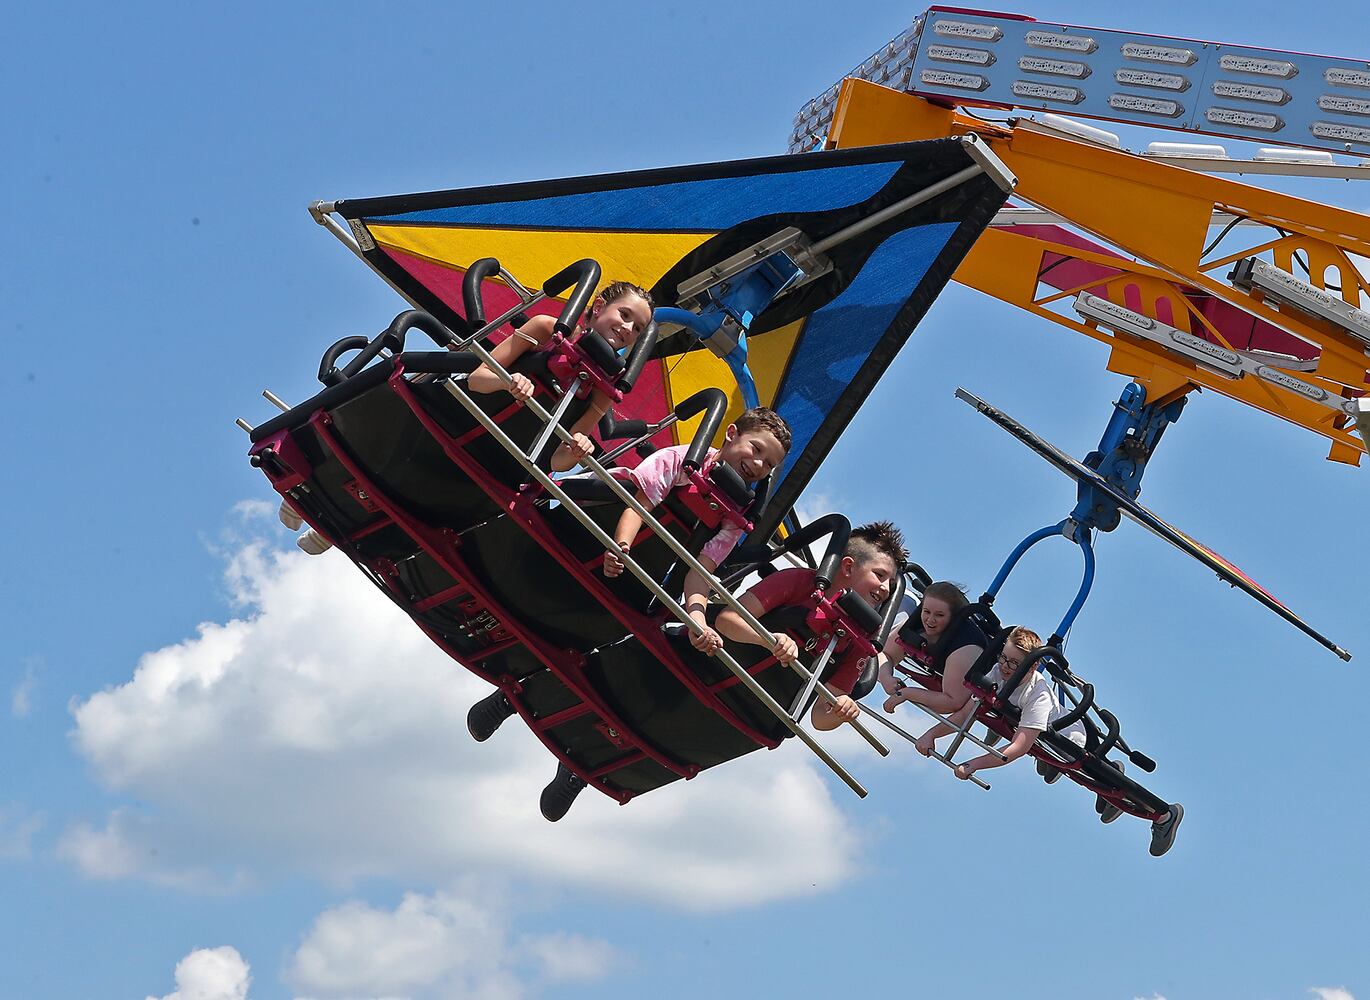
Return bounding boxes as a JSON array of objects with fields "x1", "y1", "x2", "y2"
[{"x1": 3, "y1": 2, "x2": 1367, "y2": 999}]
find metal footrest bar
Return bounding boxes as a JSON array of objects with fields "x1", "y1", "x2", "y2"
[
  {"x1": 790, "y1": 637, "x2": 837, "y2": 721},
  {"x1": 855, "y1": 705, "x2": 991, "y2": 791}
]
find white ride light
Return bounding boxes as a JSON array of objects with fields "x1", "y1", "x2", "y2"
[
  {"x1": 1018, "y1": 55, "x2": 1091, "y2": 78},
  {"x1": 927, "y1": 44, "x2": 996, "y2": 66},
  {"x1": 1074, "y1": 293, "x2": 1244, "y2": 377},
  {"x1": 1253, "y1": 147, "x2": 1336, "y2": 164},
  {"x1": 1110, "y1": 94, "x2": 1184, "y2": 117},
  {"x1": 1121, "y1": 42, "x2": 1198, "y2": 67},
  {"x1": 1146, "y1": 141, "x2": 1229, "y2": 158},
  {"x1": 1317, "y1": 94, "x2": 1370, "y2": 117},
  {"x1": 1025, "y1": 29, "x2": 1097, "y2": 54},
  {"x1": 1013, "y1": 80, "x2": 1083, "y2": 104},
  {"x1": 920, "y1": 69, "x2": 990, "y2": 91},
  {"x1": 1217, "y1": 54, "x2": 1299, "y2": 79},
  {"x1": 1211, "y1": 80, "x2": 1291, "y2": 105},
  {"x1": 1229, "y1": 257, "x2": 1370, "y2": 346},
  {"x1": 1041, "y1": 114, "x2": 1122, "y2": 148},
  {"x1": 932, "y1": 19, "x2": 1003, "y2": 42},
  {"x1": 1116, "y1": 68, "x2": 1191, "y2": 91},
  {"x1": 1325, "y1": 67, "x2": 1370, "y2": 89},
  {"x1": 1207, "y1": 107, "x2": 1284, "y2": 130},
  {"x1": 1310, "y1": 120, "x2": 1370, "y2": 144}
]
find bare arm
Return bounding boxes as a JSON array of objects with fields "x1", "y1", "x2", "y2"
[
  {"x1": 716, "y1": 592, "x2": 799, "y2": 664},
  {"x1": 602, "y1": 497, "x2": 646, "y2": 578},
  {"x1": 681, "y1": 556, "x2": 725, "y2": 654},
  {"x1": 467, "y1": 315, "x2": 553, "y2": 397},
  {"x1": 955, "y1": 727, "x2": 1039, "y2": 779},
  {"x1": 894, "y1": 643, "x2": 982, "y2": 715}
]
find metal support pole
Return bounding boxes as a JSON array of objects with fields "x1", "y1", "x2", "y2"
[
  {"x1": 528, "y1": 376, "x2": 584, "y2": 462},
  {"x1": 944, "y1": 695, "x2": 984, "y2": 760},
  {"x1": 263, "y1": 389, "x2": 291, "y2": 413},
  {"x1": 855, "y1": 704, "x2": 991, "y2": 790},
  {"x1": 809, "y1": 163, "x2": 984, "y2": 256},
  {"x1": 791, "y1": 636, "x2": 838, "y2": 721}
]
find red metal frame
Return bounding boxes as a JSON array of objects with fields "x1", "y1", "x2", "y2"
[
  {"x1": 385, "y1": 365, "x2": 786, "y2": 753},
  {"x1": 297, "y1": 410, "x2": 699, "y2": 802}
]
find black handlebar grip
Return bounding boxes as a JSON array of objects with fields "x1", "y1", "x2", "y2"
[
  {"x1": 544, "y1": 259, "x2": 602, "y2": 336},
  {"x1": 679, "y1": 388, "x2": 729, "y2": 471},
  {"x1": 872, "y1": 571, "x2": 907, "y2": 652},
  {"x1": 319, "y1": 335, "x2": 371, "y2": 386},
  {"x1": 597, "y1": 413, "x2": 650, "y2": 441},
  {"x1": 578, "y1": 330, "x2": 625, "y2": 376},
  {"x1": 463, "y1": 258, "x2": 502, "y2": 326},
  {"x1": 617, "y1": 320, "x2": 658, "y2": 392},
  {"x1": 1052, "y1": 681, "x2": 1095, "y2": 733}
]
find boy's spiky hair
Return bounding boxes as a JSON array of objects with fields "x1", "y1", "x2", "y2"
[
  {"x1": 847, "y1": 520, "x2": 908, "y2": 568},
  {"x1": 734, "y1": 407, "x2": 792, "y2": 453}
]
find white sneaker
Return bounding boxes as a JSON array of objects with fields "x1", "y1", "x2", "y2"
[
  {"x1": 297, "y1": 529, "x2": 333, "y2": 555},
  {"x1": 278, "y1": 499, "x2": 304, "y2": 531}
]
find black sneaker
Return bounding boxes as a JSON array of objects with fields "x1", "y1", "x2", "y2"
[
  {"x1": 540, "y1": 763, "x2": 587, "y2": 822},
  {"x1": 1035, "y1": 758, "x2": 1062, "y2": 784},
  {"x1": 1149, "y1": 803, "x2": 1184, "y2": 857},
  {"x1": 466, "y1": 690, "x2": 515, "y2": 742}
]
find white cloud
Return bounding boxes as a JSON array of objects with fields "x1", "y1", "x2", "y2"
[
  {"x1": 1311, "y1": 988, "x2": 1356, "y2": 1000},
  {"x1": 289, "y1": 888, "x2": 614, "y2": 1000},
  {"x1": 66, "y1": 534, "x2": 863, "y2": 909},
  {"x1": 147, "y1": 946, "x2": 251, "y2": 1000},
  {"x1": 1131, "y1": 994, "x2": 1167, "y2": 1000},
  {"x1": 0, "y1": 805, "x2": 44, "y2": 861}
]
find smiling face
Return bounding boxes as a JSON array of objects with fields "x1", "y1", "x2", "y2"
[
  {"x1": 717, "y1": 425, "x2": 786, "y2": 485},
  {"x1": 588, "y1": 292, "x2": 652, "y2": 351},
  {"x1": 839, "y1": 552, "x2": 897, "y2": 606},
  {"x1": 995, "y1": 642, "x2": 1029, "y2": 683},
  {"x1": 920, "y1": 596, "x2": 954, "y2": 640}
]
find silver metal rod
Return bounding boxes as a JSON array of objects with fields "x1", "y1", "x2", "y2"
[
  {"x1": 529, "y1": 378, "x2": 582, "y2": 462},
  {"x1": 809, "y1": 163, "x2": 984, "y2": 256},
  {"x1": 311, "y1": 203, "x2": 427, "y2": 313},
  {"x1": 456, "y1": 292, "x2": 549, "y2": 350},
  {"x1": 791, "y1": 636, "x2": 838, "y2": 721},
  {"x1": 944, "y1": 695, "x2": 983, "y2": 760},
  {"x1": 446, "y1": 334, "x2": 888, "y2": 756},
  {"x1": 437, "y1": 371, "x2": 870, "y2": 797},
  {"x1": 263, "y1": 389, "x2": 291, "y2": 413},
  {"x1": 499, "y1": 267, "x2": 536, "y2": 301},
  {"x1": 855, "y1": 704, "x2": 990, "y2": 790},
  {"x1": 887, "y1": 670, "x2": 1007, "y2": 760},
  {"x1": 235, "y1": 417, "x2": 254, "y2": 434}
]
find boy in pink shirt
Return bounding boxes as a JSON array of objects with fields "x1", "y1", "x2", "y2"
[{"x1": 602, "y1": 407, "x2": 791, "y2": 653}]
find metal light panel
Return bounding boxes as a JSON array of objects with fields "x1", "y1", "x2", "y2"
[
  {"x1": 1229, "y1": 257, "x2": 1370, "y2": 346},
  {"x1": 1074, "y1": 293, "x2": 1244, "y2": 376}
]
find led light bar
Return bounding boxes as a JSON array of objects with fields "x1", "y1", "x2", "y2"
[
  {"x1": 1076, "y1": 293, "x2": 1358, "y2": 416},
  {"x1": 1229, "y1": 257, "x2": 1370, "y2": 346},
  {"x1": 1074, "y1": 293, "x2": 1244, "y2": 376}
]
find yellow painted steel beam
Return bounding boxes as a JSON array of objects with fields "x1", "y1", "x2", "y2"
[{"x1": 828, "y1": 79, "x2": 1369, "y2": 464}]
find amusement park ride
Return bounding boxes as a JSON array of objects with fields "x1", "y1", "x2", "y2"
[{"x1": 239, "y1": 8, "x2": 1368, "y2": 856}]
